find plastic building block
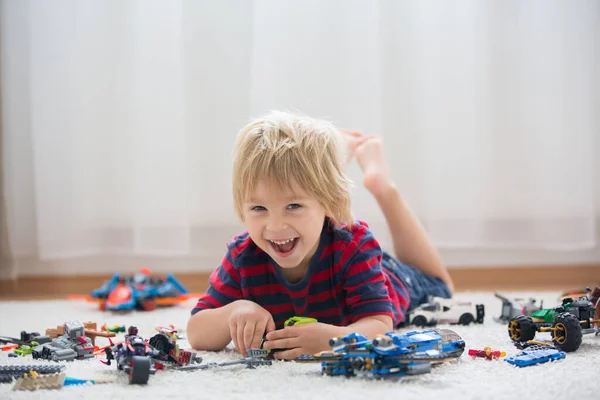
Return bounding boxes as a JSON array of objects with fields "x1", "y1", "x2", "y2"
[
  {"x1": 284, "y1": 317, "x2": 318, "y2": 326},
  {"x1": 468, "y1": 347, "x2": 506, "y2": 360},
  {"x1": 504, "y1": 345, "x2": 566, "y2": 367},
  {"x1": 33, "y1": 320, "x2": 95, "y2": 361},
  {"x1": 259, "y1": 316, "x2": 319, "y2": 358},
  {"x1": 0, "y1": 364, "x2": 66, "y2": 375},
  {"x1": 0, "y1": 364, "x2": 66, "y2": 383},
  {"x1": 148, "y1": 325, "x2": 202, "y2": 366},
  {"x1": 101, "y1": 324, "x2": 126, "y2": 333},
  {"x1": 12, "y1": 371, "x2": 66, "y2": 391},
  {"x1": 46, "y1": 321, "x2": 115, "y2": 346},
  {"x1": 494, "y1": 293, "x2": 543, "y2": 323},
  {"x1": 177, "y1": 348, "x2": 272, "y2": 371},
  {"x1": 1, "y1": 343, "x2": 19, "y2": 351}
]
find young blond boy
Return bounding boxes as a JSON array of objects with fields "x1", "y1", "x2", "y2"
[{"x1": 187, "y1": 111, "x2": 454, "y2": 360}]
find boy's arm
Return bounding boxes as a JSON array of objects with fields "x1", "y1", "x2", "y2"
[
  {"x1": 341, "y1": 223, "x2": 401, "y2": 325},
  {"x1": 341, "y1": 314, "x2": 393, "y2": 338},
  {"x1": 187, "y1": 247, "x2": 243, "y2": 351},
  {"x1": 187, "y1": 302, "x2": 237, "y2": 350}
]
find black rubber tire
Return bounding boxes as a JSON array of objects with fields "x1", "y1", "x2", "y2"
[
  {"x1": 508, "y1": 315, "x2": 537, "y2": 342},
  {"x1": 551, "y1": 312, "x2": 582, "y2": 352},
  {"x1": 149, "y1": 334, "x2": 174, "y2": 360},
  {"x1": 322, "y1": 365, "x2": 334, "y2": 376},
  {"x1": 412, "y1": 316, "x2": 428, "y2": 327},
  {"x1": 458, "y1": 313, "x2": 474, "y2": 325},
  {"x1": 129, "y1": 356, "x2": 151, "y2": 384}
]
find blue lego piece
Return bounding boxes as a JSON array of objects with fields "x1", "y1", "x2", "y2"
[
  {"x1": 318, "y1": 328, "x2": 465, "y2": 378},
  {"x1": 504, "y1": 345, "x2": 566, "y2": 367}
]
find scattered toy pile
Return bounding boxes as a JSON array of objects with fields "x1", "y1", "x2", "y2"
[{"x1": 1, "y1": 285, "x2": 598, "y2": 392}]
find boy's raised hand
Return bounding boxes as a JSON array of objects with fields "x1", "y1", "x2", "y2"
[
  {"x1": 262, "y1": 322, "x2": 342, "y2": 360},
  {"x1": 228, "y1": 299, "x2": 275, "y2": 357}
]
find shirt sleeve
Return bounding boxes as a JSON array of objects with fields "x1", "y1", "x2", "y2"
[
  {"x1": 191, "y1": 241, "x2": 243, "y2": 316},
  {"x1": 340, "y1": 221, "x2": 395, "y2": 323}
]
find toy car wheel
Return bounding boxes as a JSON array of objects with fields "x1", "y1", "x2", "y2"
[
  {"x1": 412, "y1": 316, "x2": 428, "y2": 327},
  {"x1": 149, "y1": 334, "x2": 174, "y2": 360},
  {"x1": 508, "y1": 315, "x2": 536, "y2": 342},
  {"x1": 458, "y1": 313, "x2": 474, "y2": 325},
  {"x1": 322, "y1": 365, "x2": 334, "y2": 376},
  {"x1": 129, "y1": 356, "x2": 151, "y2": 384},
  {"x1": 551, "y1": 312, "x2": 582, "y2": 352},
  {"x1": 142, "y1": 299, "x2": 157, "y2": 311}
]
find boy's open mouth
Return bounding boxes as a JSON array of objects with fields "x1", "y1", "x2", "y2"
[{"x1": 269, "y1": 237, "x2": 299, "y2": 256}]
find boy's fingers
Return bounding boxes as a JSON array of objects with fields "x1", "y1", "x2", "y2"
[
  {"x1": 266, "y1": 316, "x2": 276, "y2": 333},
  {"x1": 266, "y1": 326, "x2": 296, "y2": 341},
  {"x1": 237, "y1": 322, "x2": 247, "y2": 357},
  {"x1": 243, "y1": 321, "x2": 256, "y2": 351},
  {"x1": 250, "y1": 322, "x2": 265, "y2": 349},
  {"x1": 229, "y1": 321, "x2": 239, "y2": 354}
]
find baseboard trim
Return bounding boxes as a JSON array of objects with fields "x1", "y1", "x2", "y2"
[{"x1": 0, "y1": 264, "x2": 598, "y2": 300}]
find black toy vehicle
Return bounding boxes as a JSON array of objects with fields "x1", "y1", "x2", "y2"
[
  {"x1": 102, "y1": 327, "x2": 162, "y2": 384},
  {"x1": 507, "y1": 292, "x2": 599, "y2": 352}
]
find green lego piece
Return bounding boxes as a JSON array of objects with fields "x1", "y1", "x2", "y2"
[
  {"x1": 530, "y1": 308, "x2": 557, "y2": 323},
  {"x1": 14, "y1": 341, "x2": 39, "y2": 356},
  {"x1": 260, "y1": 316, "x2": 318, "y2": 356},
  {"x1": 284, "y1": 316, "x2": 318, "y2": 327}
]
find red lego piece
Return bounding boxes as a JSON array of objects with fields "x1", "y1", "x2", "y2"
[{"x1": 468, "y1": 347, "x2": 506, "y2": 360}]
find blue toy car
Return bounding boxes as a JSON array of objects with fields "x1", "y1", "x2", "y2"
[
  {"x1": 317, "y1": 328, "x2": 465, "y2": 378},
  {"x1": 88, "y1": 268, "x2": 190, "y2": 312},
  {"x1": 504, "y1": 345, "x2": 566, "y2": 367}
]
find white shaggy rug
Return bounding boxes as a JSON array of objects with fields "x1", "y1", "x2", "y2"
[{"x1": 0, "y1": 291, "x2": 596, "y2": 400}]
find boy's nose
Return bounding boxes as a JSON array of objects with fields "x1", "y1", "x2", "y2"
[{"x1": 266, "y1": 217, "x2": 288, "y2": 232}]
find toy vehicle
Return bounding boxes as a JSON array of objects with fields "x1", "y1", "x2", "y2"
[
  {"x1": 405, "y1": 296, "x2": 485, "y2": 327},
  {"x1": 32, "y1": 321, "x2": 95, "y2": 362},
  {"x1": 102, "y1": 327, "x2": 163, "y2": 384},
  {"x1": 507, "y1": 293, "x2": 599, "y2": 352},
  {"x1": 148, "y1": 325, "x2": 201, "y2": 366},
  {"x1": 504, "y1": 345, "x2": 566, "y2": 367},
  {"x1": 316, "y1": 328, "x2": 465, "y2": 378},
  {"x1": 84, "y1": 268, "x2": 192, "y2": 312},
  {"x1": 494, "y1": 293, "x2": 543, "y2": 323}
]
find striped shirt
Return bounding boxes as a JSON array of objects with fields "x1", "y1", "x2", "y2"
[{"x1": 192, "y1": 219, "x2": 410, "y2": 328}]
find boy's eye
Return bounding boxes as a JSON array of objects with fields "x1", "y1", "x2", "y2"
[
  {"x1": 251, "y1": 206, "x2": 266, "y2": 211},
  {"x1": 287, "y1": 203, "x2": 302, "y2": 210}
]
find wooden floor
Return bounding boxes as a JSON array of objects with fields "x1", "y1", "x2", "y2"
[{"x1": 0, "y1": 264, "x2": 598, "y2": 301}]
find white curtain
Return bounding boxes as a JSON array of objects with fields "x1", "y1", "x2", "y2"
[{"x1": 2, "y1": 0, "x2": 599, "y2": 278}]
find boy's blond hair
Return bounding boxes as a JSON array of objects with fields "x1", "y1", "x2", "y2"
[{"x1": 232, "y1": 110, "x2": 354, "y2": 227}]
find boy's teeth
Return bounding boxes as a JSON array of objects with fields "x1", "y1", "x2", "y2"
[{"x1": 271, "y1": 239, "x2": 294, "y2": 244}]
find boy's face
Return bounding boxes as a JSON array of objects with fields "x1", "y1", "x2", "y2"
[{"x1": 243, "y1": 178, "x2": 327, "y2": 272}]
